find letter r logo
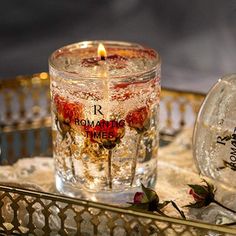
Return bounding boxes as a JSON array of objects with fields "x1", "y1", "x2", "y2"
[{"x1": 94, "y1": 105, "x2": 103, "y2": 115}]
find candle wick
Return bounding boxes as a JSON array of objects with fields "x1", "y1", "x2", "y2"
[{"x1": 101, "y1": 55, "x2": 106, "y2": 61}]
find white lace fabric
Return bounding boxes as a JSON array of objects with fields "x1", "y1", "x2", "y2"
[
  {"x1": 0, "y1": 128, "x2": 235, "y2": 224},
  {"x1": 0, "y1": 129, "x2": 195, "y2": 211}
]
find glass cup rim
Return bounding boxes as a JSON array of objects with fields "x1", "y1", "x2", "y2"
[{"x1": 49, "y1": 40, "x2": 161, "y2": 80}]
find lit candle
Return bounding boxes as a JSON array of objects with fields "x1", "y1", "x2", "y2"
[
  {"x1": 49, "y1": 41, "x2": 161, "y2": 202},
  {"x1": 98, "y1": 43, "x2": 107, "y2": 61},
  {"x1": 98, "y1": 43, "x2": 112, "y2": 189},
  {"x1": 97, "y1": 43, "x2": 109, "y2": 119}
]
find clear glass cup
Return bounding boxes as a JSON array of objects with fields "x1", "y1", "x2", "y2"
[
  {"x1": 193, "y1": 74, "x2": 236, "y2": 220},
  {"x1": 193, "y1": 74, "x2": 236, "y2": 186},
  {"x1": 49, "y1": 41, "x2": 161, "y2": 203}
]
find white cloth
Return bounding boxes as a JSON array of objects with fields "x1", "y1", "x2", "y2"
[{"x1": 0, "y1": 128, "x2": 235, "y2": 224}]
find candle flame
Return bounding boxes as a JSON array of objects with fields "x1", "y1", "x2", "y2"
[{"x1": 98, "y1": 43, "x2": 107, "y2": 60}]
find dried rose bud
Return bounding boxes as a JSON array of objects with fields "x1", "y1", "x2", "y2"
[
  {"x1": 126, "y1": 106, "x2": 150, "y2": 133},
  {"x1": 133, "y1": 192, "x2": 145, "y2": 204},
  {"x1": 189, "y1": 188, "x2": 205, "y2": 202},
  {"x1": 84, "y1": 119, "x2": 125, "y2": 149},
  {"x1": 53, "y1": 94, "x2": 83, "y2": 135},
  {"x1": 186, "y1": 180, "x2": 215, "y2": 208},
  {"x1": 129, "y1": 184, "x2": 185, "y2": 218},
  {"x1": 130, "y1": 184, "x2": 159, "y2": 211}
]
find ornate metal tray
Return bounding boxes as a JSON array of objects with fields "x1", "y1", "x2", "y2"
[{"x1": 0, "y1": 73, "x2": 236, "y2": 235}]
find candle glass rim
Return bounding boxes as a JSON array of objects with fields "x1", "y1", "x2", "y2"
[{"x1": 49, "y1": 40, "x2": 161, "y2": 80}]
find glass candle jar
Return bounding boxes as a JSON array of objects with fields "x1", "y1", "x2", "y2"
[
  {"x1": 49, "y1": 41, "x2": 161, "y2": 202},
  {"x1": 193, "y1": 74, "x2": 236, "y2": 221},
  {"x1": 193, "y1": 74, "x2": 236, "y2": 187}
]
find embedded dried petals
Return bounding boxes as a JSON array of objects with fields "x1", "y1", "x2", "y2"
[
  {"x1": 81, "y1": 57, "x2": 100, "y2": 67},
  {"x1": 83, "y1": 119, "x2": 125, "y2": 149},
  {"x1": 126, "y1": 106, "x2": 150, "y2": 133},
  {"x1": 107, "y1": 54, "x2": 127, "y2": 69},
  {"x1": 53, "y1": 94, "x2": 83, "y2": 130}
]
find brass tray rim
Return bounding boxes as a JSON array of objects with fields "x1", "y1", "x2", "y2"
[{"x1": 0, "y1": 184, "x2": 236, "y2": 235}]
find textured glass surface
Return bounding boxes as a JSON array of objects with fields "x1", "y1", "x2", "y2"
[
  {"x1": 49, "y1": 41, "x2": 161, "y2": 202},
  {"x1": 193, "y1": 74, "x2": 236, "y2": 187}
]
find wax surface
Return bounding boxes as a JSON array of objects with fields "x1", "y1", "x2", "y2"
[{"x1": 50, "y1": 45, "x2": 159, "y2": 78}]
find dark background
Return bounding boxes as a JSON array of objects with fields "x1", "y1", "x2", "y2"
[{"x1": 0, "y1": 0, "x2": 235, "y2": 92}]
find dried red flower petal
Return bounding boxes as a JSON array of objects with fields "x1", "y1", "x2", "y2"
[
  {"x1": 82, "y1": 54, "x2": 127, "y2": 69},
  {"x1": 53, "y1": 94, "x2": 83, "y2": 129},
  {"x1": 126, "y1": 106, "x2": 150, "y2": 133},
  {"x1": 133, "y1": 192, "x2": 145, "y2": 204},
  {"x1": 186, "y1": 181, "x2": 215, "y2": 208},
  {"x1": 189, "y1": 188, "x2": 205, "y2": 202},
  {"x1": 81, "y1": 57, "x2": 100, "y2": 67},
  {"x1": 83, "y1": 119, "x2": 125, "y2": 149}
]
